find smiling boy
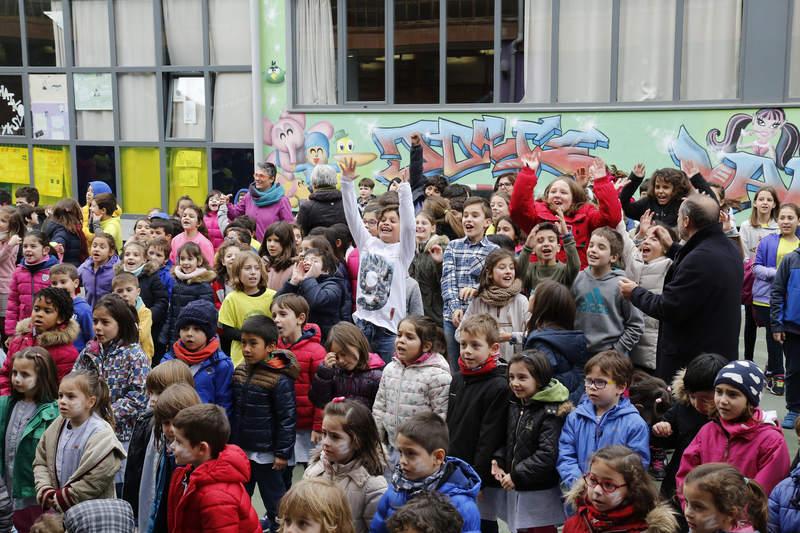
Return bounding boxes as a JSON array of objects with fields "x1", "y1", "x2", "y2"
[{"x1": 517, "y1": 217, "x2": 580, "y2": 293}]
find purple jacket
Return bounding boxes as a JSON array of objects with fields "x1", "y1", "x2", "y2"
[
  {"x1": 754, "y1": 233, "x2": 800, "y2": 305},
  {"x1": 309, "y1": 352, "x2": 385, "y2": 409},
  {"x1": 226, "y1": 191, "x2": 293, "y2": 241},
  {"x1": 77, "y1": 255, "x2": 120, "y2": 308}
]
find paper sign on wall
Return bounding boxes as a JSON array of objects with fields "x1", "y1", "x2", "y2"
[
  {"x1": 33, "y1": 148, "x2": 65, "y2": 197},
  {"x1": 175, "y1": 150, "x2": 202, "y2": 168},
  {"x1": 0, "y1": 146, "x2": 29, "y2": 184},
  {"x1": 74, "y1": 73, "x2": 113, "y2": 111}
]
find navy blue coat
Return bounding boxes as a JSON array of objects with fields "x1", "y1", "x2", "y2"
[
  {"x1": 277, "y1": 272, "x2": 352, "y2": 340},
  {"x1": 369, "y1": 457, "x2": 481, "y2": 533},
  {"x1": 230, "y1": 351, "x2": 299, "y2": 460},
  {"x1": 159, "y1": 269, "x2": 215, "y2": 346},
  {"x1": 524, "y1": 328, "x2": 590, "y2": 404},
  {"x1": 43, "y1": 220, "x2": 85, "y2": 266}
]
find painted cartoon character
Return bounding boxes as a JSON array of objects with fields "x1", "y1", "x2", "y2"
[
  {"x1": 263, "y1": 111, "x2": 333, "y2": 205},
  {"x1": 357, "y1": 253, "x2": 393, "y2": 311},
  {"x1": 296, "y1": 131, "x2": 339, "y2": 188},
  {"x1": 266, "y1": 60, "x2": 285, "y2": 84},
  {"x1": 707, "y1": 107, "x2": 800, "y2": 169}
]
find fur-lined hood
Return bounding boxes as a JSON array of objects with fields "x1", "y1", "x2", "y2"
[
  {"x1": 14, "y1": 318, "x2": 80, "y2": 347},
  {"x1": 113, "y1": 260, "x2": 160, "y2": 277},
  {"x1": 671, "y1": 368, "x2": 689, "y2": 406},
  {"x1": 565, "y1": 477, "x2": 679, "y2": 533},
  {"x1": 171, "y1": 267, "x2": 216, "y2": 284}
]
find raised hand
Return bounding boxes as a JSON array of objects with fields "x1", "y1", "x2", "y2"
[
  {"x1": 614, "y1": 177, "x2": 631, "y2": 192},
  {"x1": 519, "y1": 153, "x2": 540, "y2": 172},
  {"x1": 638, "y1": 209, "x2": 654, "y2": 237},
  {"x1": 632, "y1": 163, "x2": 646, "y2": 178},
  {"x1": 652, "y1": 225, "x2": 674, "y2": 250},
  {"x1": 339, "y1": 157, "x2": 358, "y2": 182},
  {"x1": 556, "y1": 208, "x2": 568, "y2": 236},
  {"x1": 589, "y1": 157, "x2": 607, "y2": 181},
  {"x1": 681, "y1": 159, "x2": 701, "y2": 178}
]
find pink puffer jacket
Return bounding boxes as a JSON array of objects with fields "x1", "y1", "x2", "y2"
[
  {"x1": 204, "y1": 212, "x2": 224, "y2": 250},
  {"x1": 4, "y1": 256, "x2": 59, "y2": 336}
]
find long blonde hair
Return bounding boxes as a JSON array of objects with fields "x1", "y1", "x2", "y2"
[{"x1": 278, "y1": 479, "x2": 355, "y2": 533}]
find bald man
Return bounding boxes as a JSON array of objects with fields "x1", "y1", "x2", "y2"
[{"x1": 619, "y1": 194, "x2": 744, "y2": 381}]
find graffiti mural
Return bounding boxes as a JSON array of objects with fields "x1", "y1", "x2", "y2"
[
  {"x1": 260, "y1": 105, "x2": 800, "y2": 218},
  {"x1": 672, "y1": 108, "x2": 800, "y2": 207}
]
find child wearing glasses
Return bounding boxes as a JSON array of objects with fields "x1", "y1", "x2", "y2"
[
  {"x1": 556, "y1": 351, "x2": 650, "y2": 492},
  {"x1": 563, "y1": 445, "x2": 678, "y2": 533}
]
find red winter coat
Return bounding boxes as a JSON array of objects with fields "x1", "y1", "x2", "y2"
[
  {"x1": 0, "y1": 318, "x2": 80, "y2": 394},
  {"x1": 509, "y1": 166, "x2": 622, "y2": 267},
  {"x1": 167, "y1": 444, "x2": 260, "y2": 533},
  {"x1": 4, "y1": 256, "x2": 59, "y2": 336},
  {"x1": 278, "y1": 324, "x2": 326, "y2": 432}
]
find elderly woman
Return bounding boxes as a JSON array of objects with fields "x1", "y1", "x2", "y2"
[
  {"x1": 226, "y1": 161, "x2": 293, "y2": 241},
  {"x1": 295, "y1": 165, "x2": 347, "y2": 236}
]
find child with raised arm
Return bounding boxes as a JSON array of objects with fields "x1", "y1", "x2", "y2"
[
  {"x1": 517, "y1": 214, "x2": 580, "y2": 293},
  {"x1": 340, "y1": 157, "x2": 416, "y2": 363}
]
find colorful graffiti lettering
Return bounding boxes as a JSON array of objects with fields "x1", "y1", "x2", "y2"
[
  {"x1": 370, "y1": 115, "x2": 609, "y2": 185},
  {"x1": 672, "y1": 109, "x2": 800, "y2": 205}
]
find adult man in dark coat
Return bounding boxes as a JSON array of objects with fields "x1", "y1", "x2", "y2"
[{"x1": 620, "y1": 193, "x2": 743, "y2": 381}]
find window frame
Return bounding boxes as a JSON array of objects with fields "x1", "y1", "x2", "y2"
[
  {"x1": 0, "y1": 0, "x2": 256, "y2": 213},
  {"x1": 290, "y1": 0, "x2": 799, "y2": 112}
]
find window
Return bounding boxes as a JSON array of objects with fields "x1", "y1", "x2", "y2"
[
  {"x1": 211, "y1": 148, "x2": 254, "y2": 195},
  {"x1": 0, "y1": 2, "x2": 22, "y2": 66},
  {"x1": 788, "y1": 0, "x2": 800, "y2": 98},
  {"x1": 76, "y1": 146, "x2": 115, "y2": 199},
  {"x1": 294, "y1": 0, "x2": 746, "y2": 106}
]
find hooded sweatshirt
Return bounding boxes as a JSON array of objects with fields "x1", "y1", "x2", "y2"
[{"x1": 571, "y1": 268, "x2": 645, "y2": 355}]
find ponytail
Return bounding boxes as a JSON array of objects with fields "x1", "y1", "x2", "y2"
[
  {"x1": 685, "y1": 463, "x2": 767, "y2": 532},
  {"x1": 743, "y1": 477, "x2": 768, "y2": 533},
  {"x1": 62, "y1": 370, "x2": 116, "y2": 429}
]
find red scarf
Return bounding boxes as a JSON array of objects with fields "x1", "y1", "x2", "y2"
[
  {"x1": 172, "y1": 337, "x2": 220, "y2": 365},
  {"x1": 568, "y1": 500, "x2": 649, "y2": 532},
  {"x1": 458, "y1": 353, "x2": 499, "y2": 376}
]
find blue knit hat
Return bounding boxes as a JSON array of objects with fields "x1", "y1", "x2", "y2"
[
  {"x1": 175, "y1": 300, "x2": 218, "y2": 342},
  {"x1": 713, "y1": 360, "x2": 764, "y2": 407}
]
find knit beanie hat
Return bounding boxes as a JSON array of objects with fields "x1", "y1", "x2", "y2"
[
  {"x1": 175, "y1": 300, "x2": 218, "y2": 341},
  {"x1": 88, "y1": 180, "x2": 112, "y2": 196},
  {"x1": 713, "y1": 360, "x2": 764, "y2": 407}
]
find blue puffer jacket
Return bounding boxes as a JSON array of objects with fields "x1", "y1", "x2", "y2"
[
  {"x1": 769, "y1": 463, "x2": 800, "y2": 533},
  {"x1": 754, "y1": 233, "x2": 800, "y2": 305},
  {"x1": 772, "y1": 248, "x2": 800, "y2": 335},
  {"x1": 556, "y1": 396, "x2": 650, "y2": 491},
  {"x1": 230, "y1": 350, "x2": 300, "y2": 459},
  {"x1": 524, "y1": 328, "x2": 590, "y2": 404},
  {"x1": 77, "y1": 254, "x2": 119, "y2": 308},
  {"x1": 161, "y1": 341, "x2": 234, "y2": 420},
  {"x1": 369, "y1": 456, "x2": 481, "y2": 533}
]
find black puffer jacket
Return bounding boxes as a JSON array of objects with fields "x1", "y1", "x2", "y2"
[
  {"x1": 309, "y1": 352, "x2": 385, "y2": 409},
  {"x1": 122, "y1": 410, "x2": 153, "y2": 516},
  {"x1": 115, "y1": 261, "x2": 169, "y2": 327},
  {"x1": 231, "y1": 350, "x2": 300, "y2": 459},
  {"x1": 446, "y1": 364, "x2": 510, "y2": 488},
  {"x1": 494, "y1": 382, "x2": 573, "y2": 491},
  {"x1": 296, "y1": 188, "x2": 347, "y2": 236},
  {"x1": 43, "y1": 220, "x2": 86, "y2": 266},
  {"x1": 159, "y1": 268, "x2": 215, "y2": 346}
]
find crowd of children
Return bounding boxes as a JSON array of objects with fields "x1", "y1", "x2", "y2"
[{"x1": 0, "y1": 148, "x2": 797, "y2": 533}]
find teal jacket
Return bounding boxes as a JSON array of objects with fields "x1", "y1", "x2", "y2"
[{"x1": 0, "y1": 396, "x2": 58, "y2": 499}]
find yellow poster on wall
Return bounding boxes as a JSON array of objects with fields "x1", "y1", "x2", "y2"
[
  {"x1": 169, "y1": 148, "x2": 207, "y2": 209},
  {"x1": 121, "y1": 147, "x2": 161, "y2": 215},
  {"x1": 0, "y1": 146, "x2": 29, "y2": 184},
  {"x1": 33, "y1": 146, "x2": 68, "y2": 199}
]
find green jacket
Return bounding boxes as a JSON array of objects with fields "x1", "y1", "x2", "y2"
[{"x1": 0, "y1": 396, "x2": 58, "y2": 499}]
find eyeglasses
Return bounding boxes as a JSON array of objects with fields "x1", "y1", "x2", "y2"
[
  {"x1": 364, "y1": 220, "x2": 378, "y2": 226},
  {"x1": 584, "y1": 473, "x2": 626, "y2": 494},
  {"x1": 584, "y1": 378, "x2": 615, "y2": 390}
]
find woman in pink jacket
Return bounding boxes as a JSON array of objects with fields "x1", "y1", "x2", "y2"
[
  {"x1": 225, "y1": 162, "x2": 293, "y2": 242},
  {"x1": 676, "y1": 360, "x2": 790, "y2": 505}
]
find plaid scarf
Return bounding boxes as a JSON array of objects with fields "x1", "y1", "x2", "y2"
[{"x1": 391, "y1": 462, "x2": 447, "y2": 497}]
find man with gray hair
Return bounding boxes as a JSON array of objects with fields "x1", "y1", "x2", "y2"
[
  {"x1": 620, "y1": 193, "x2": 743, "y2": 381},
  {"x1": 296, "y1": 164, "x2": 347, "y2": 236}
]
